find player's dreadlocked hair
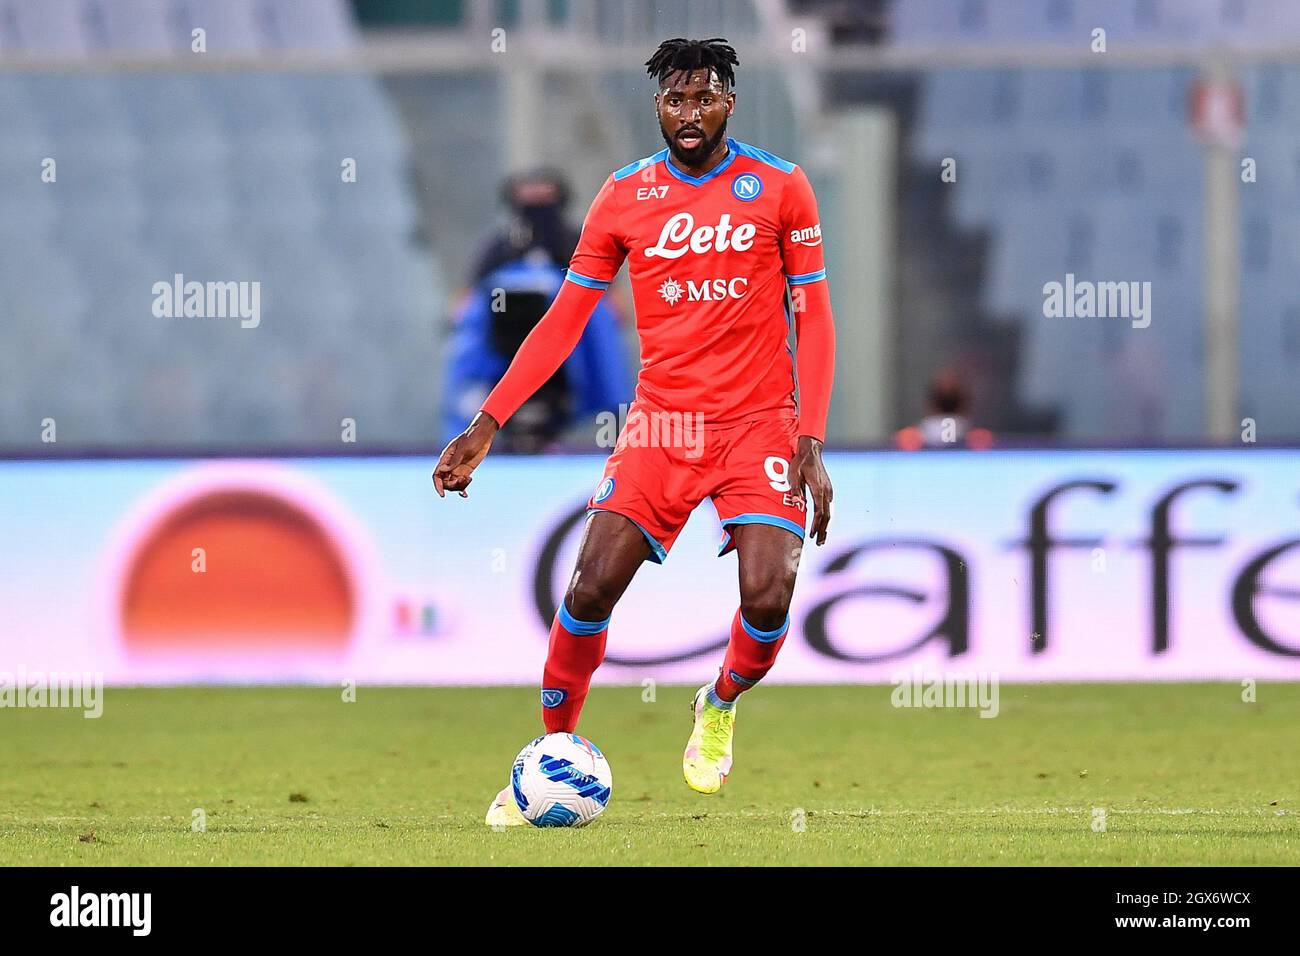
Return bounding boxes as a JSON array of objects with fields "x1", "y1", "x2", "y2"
[{"x1": 645, "y1": 37, "x2": 739, "y2": 90}]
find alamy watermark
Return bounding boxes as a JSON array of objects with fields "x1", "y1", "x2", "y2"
[
  {"x1": 152, "y1": 273, "x2": 261, "y2": 328},
  {"x1": 1042, "y1": 273, "x2": 1151, "y2": 329},
  {"x1": 890, "y1": 667, "x2": 999, "y2": 718},
  {"x1": 0, "y1": 668, "x2": 103, "y2": 718},
  {"x1": 50, "y1": 886, "x2": 150, "y2": 936},
  {"x1": 595, "y1": 403, "x2": 705, "y2": 458}
]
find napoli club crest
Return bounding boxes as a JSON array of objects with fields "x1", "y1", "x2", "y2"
[
  {"x1": 594, "y1": 477, "x2": 615, "y2": 503},
  {"x1": 732, "y1": 172, "x2": 763, "y2": 201},
  {"x1": 541, "y1": 689, "x2": 568, "y2": 708}
]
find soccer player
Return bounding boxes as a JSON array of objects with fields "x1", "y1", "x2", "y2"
[{"x1": 432, "y1": 38, "x2": 836, "y2": 825}]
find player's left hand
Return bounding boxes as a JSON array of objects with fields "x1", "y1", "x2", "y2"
[{"x1": 791, "y1": 435, "x2": 832, "y2": 546}]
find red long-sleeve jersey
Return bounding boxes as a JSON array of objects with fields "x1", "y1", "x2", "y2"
[{"x1": 481, "y1": 137, "x2": 835, "y2": 440}]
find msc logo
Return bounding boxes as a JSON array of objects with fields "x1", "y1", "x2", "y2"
[
  {"x1": 658, "y1": 276, "x2": 749, "y2": 306},
  {"x1": 732, "y1": 172, "x2": 763, "y2": 201},
  {"x1": 645, "y1": 212, "x2": 757, "y2": 259},
  {"x1": 789, "y1": 223, "x2": 822, "y2": 246},
  {"x1": 637, "y1": 185, "x2": 670, "y2": 200}
]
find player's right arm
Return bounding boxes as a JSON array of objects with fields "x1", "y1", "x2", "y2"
[{"x1": 433, "y1": 174, "x2": 627, "y2": 497}]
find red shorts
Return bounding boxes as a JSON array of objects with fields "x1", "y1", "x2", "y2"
[{"x1": 585, "y1": 401, "x2": 808, "y2": 563}]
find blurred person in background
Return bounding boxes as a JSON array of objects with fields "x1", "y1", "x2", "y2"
[
  {"x1": 440, "y1": 168, "x2": 632, "y2": 451},
  {"x1": 895, "y1": 368, "x2": 993, "y2": 450}
]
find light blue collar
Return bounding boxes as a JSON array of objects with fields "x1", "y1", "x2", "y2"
[{"x1": 663, "y1": 137, "x2": 738, "y2": 186}]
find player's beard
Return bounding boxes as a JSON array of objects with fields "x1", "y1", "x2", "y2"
[{"x1": 662, "y1": 116, "x2": 729, "y2": 169}]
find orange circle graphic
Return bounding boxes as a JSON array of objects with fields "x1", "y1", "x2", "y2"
[{"x1": 120, "y1": 490, "x2": 355, "y2": 655}]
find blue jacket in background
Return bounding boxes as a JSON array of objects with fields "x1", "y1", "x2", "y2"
[{"x1": 440, "y1": 257, "x2": 633, "y2": 445}]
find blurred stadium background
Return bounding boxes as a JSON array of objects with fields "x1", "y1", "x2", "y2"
[{"x1": 1, "y1": 0, "x2": 1298, "y2": 688}]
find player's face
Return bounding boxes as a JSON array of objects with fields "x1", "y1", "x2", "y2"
[{"x1": 655, "y1": 69, "x2": 734, "y2": 168}]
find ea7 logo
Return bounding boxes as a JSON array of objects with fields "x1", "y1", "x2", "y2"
[
  {"x1": 637, "y1": 185, "x2": 670, "y2": 200},
  {"x1": 789, "y1": 224, "x2": 822, "y2": 246}
]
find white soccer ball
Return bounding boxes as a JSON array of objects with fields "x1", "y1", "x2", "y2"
[{"x1": 510, "y1": 732, "x2": 613, "y2": 827}]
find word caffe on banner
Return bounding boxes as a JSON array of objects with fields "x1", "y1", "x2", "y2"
[{"x1": 0, "y1": 452, "x2": 1296, "y2": 684}]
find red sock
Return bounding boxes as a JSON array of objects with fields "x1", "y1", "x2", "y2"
[
  {"x1": 714, "y1": 608, "x2": 788, "y2": 702},
  {"x1": 540, "y1": 602, "x2": 609, "y2": 733}
]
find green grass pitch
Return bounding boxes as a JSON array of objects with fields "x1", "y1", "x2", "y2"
[{"x1": 1, "y1": 684, "x2": 1296, "y2": 865}]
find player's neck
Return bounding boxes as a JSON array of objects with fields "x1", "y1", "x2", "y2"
[{"x1": 668, "y1": 138, "x2": 731, "y2": 180}]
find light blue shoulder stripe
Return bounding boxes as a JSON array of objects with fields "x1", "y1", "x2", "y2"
[
  {"x1": 613, "y1": 149, "x2": 669, "y2": 181},
  {"x1": 729, "y1": 139, "x2": 797, "y2": 174}
]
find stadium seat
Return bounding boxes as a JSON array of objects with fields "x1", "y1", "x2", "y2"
[
  {"x1": 264, "y1": 0, "x2": 358, "y2": 51},
  {"x1": 54, "y1": 161, "x2": 148, "y2": 241},
  {"x1": 2, "y1": 0, "x2": 92, "y2": 55},
  {"x1": 1086, "y1": 68, "x2": 1193, "y2": 129},
  {"x1": 1016, "y1": 68, "x2": 1109, "y2": 127},
  {"x1": 0, "y1": 79, "x2": 59, "y2": 237},
  {"x1": 294, "y1": 73, "x2": 408, "y2": 169},
  {"x1": 88, "y1": 0, "x2": 183, "y2": 54},
  {"x1": 114, "y1": 74, "x2": 228, "y2": 153},
  {"x1": 946, "y1": 134, "x2": 1055, "y2": 229},
  {"x1": 1239, "y1": 273, "x2": 1300, "y2": 435},
  {"x1": 23, "y1": 75, "x2": 138, "y2": 163},
  {"x1": 1217, "y1": 0, "x2": 1300, "y2": 45},
  {"x1": 914, "y1": 68, "x2": 1019, "y2": 157},
  {"x1": 173, "y1": 0, "x2": 266, "y2": 55},
  {"x1": 884, "y1": 0, "x2": 1300, "y2": 47}
]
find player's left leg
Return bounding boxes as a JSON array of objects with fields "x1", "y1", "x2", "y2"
[
  {"x1": 684, "y1": 413, "x2": 808, "y2": 794},
  {"x1": 721, "y1": 521, "x2": 803, "y2": 696},
  {"x1": 684, "y1": 522, "x2": 803, "y2": 793}
]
